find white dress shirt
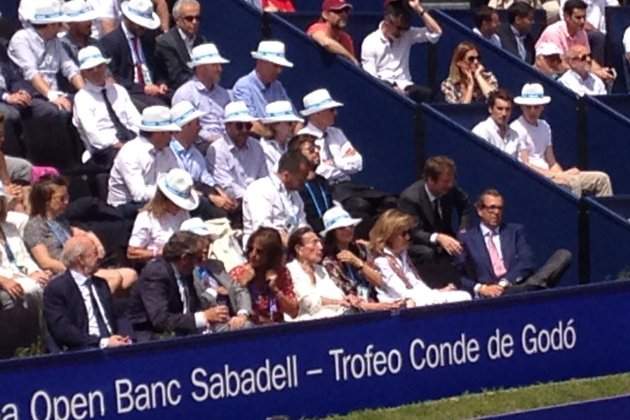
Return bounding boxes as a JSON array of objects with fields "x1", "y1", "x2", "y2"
[
  {"x1": 128, "y1": 209, "x2": 190, "y2": 251},
  {"x1": 70, "y1": 269, "x2": 112, "y2": 348},
  {"x1": 299, "y1": 122, "x2": 363, "y2": 184},
  {"x1": 361, "y1": 22, "x2": 441, "y2": 89},
  {"x1": 107, "y1": 136, "x2": 179, "y2": 206},
  {"x1": 472, "y1": 116, "x2": 522, "y2": 159},
  {"x1": 242, "y1": 173, "x2": 307, "y2": 246},
  {"x1": 260, "y1": 138, "x2": 287, "y2": 174},
  {"x1": 206, "y1": 133, "x2": 268, "y2": 200},
  {"x1": 558, "y1": 69, "x2": 607, "y2": 96},
  {"x1": 73, "y1": 80, "x2": 140, "y2": 156},
  {"x1": 286, "y1": 260, "x2": 346, "y2": 322},
  {"x1": 510, "y1": 115, "x2": 553, "y2": 170}
]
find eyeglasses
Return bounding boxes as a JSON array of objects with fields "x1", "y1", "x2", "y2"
[
  {"x1": 234, "y1": 122, "x2": 252, "y2": 131},
  {"x1": 572, "y1": 53, "x2": 591, "y2": 62},
  {"x1": 182, "y1": 15, "x2": 201, "y2": 22},
  {"x1": 466, "y1": 55, "x2": 481, "y2": 63}
]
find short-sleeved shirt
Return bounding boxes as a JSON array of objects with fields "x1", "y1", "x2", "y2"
[
  {"x1": 307, "y1": 21, "x2": 355, "y2": 57},
  {"x1": 128, "y1": 209, "x2": 189, "y2": 251},
  {"x1": 535, "y1": 21, "x2": 590, "y2": 56},
  {"x1": 510, "y1": 115, "x2": 553, "y2": 170},
  {"x1": 23, "y1": 215, "x2": 72, "y2": 259}
]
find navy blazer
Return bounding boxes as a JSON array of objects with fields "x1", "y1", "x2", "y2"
[
  {"x1": 43, "y1": 271, "x2": 119, "y2": 350},
  {"x1": 154, "y1": 28, "x2": 206, "y2": 91},
  {"x1": 99, "y1": 26, "x2": 162, "y2": 94},
  {"x1": 497, "y1": 24, "x2": 535, "y2": 65},
  {"x1": 127, "y1": 257, "x2": 201, "y2": 335},
  {"x1": 456, "y1": 223, "x2": 536, "y2": 294}
]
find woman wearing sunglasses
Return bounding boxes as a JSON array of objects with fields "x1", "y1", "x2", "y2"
[
  {"x1": 441, "y1": 41, "x2": 498, "y2": 104},
  {"x1": 369, "y1": 209, "x2": 471, "y2": 307}
]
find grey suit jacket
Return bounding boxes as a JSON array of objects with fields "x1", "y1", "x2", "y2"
[{"x1": 194, "y1": 259, "x2": 252, "y2": 315}]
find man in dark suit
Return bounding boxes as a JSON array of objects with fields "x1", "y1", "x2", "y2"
[
  {"x1": 497, "y1": 2, "x2": 536, "y2": 64},
  {"x1": 128, "y1": 231, "x2": 249, "y2": 342},
  {"x1": 398, "y1": 156, "x2": 472, "y2": 287},
  {"x1": 99, "y1": 0, "x2": 168, "y2": 110},
  {"x1": 154, "y1": 0, "x2": 206, "y2": 91},
  {"x1": 456, "y1": 189, "x2": 572, "y2": 298},
  {"x1": 43, "y1": 236, "x2": 131, "y2": 351}
]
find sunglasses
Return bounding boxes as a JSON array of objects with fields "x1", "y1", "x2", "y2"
[
  {"x1": 234, "y1": 122, "x2": 252, "y2": 131},
  {"x1": 466, "y1": 55, "x2": 481, "y2": 63},
  {"x1": 182, "y1": 15, "x2": 201, "y2": 22},
  {"x1": 573, "y1": 53, "x2": 591, "y2": 62}
]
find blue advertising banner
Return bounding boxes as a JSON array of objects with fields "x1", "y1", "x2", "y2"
[{"x1": 2, "y1": 281, "x2": 630, "y2": 419}]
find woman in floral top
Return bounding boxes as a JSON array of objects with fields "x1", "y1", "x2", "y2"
[
  {"x1": 320, "y1": 207, "x2": 403, "y2": 311},
  {"x1": 441, "y1": 41, "x2": 499, "y2": 104},
  {"x1": 230, "y1": 227, "x2": 298, "y2": 324}
]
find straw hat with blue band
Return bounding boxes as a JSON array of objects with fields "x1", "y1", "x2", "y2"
[
  {"x1": 157, "y1": 168, "x2": 199, "y2": 211},
  {"x1": 121, "y1": 0, "x2": 160, "y2": 30},
  {"x1": 63, "y1": 0, "x2": 100, "y2": 23},
  {"x1": 514, "y1": 83, "x2": 551, "y2": 106},
  {"x1": 138, "y1": 106, "x2": 182, "y2": 132},
  {"x1": 187, "y1": 43, "x2": 230, "y2": 68},
  {"x1": 262, "y1": 101, "x2": 303, "y2": 124},
  {"x1": 251, "y1": 40, "x2": 294, "y2": 68},
  {"x1": 29, "y1": 1, "x2": 65, "y2": 25},
  {"x1": 77, "y1": 46, "x2": 111, "y2": 71},
  {"x1": 223, "y1": 101, "x2": 259, "y2": 123},
  {"x1": 300, "y1": 88, "x2": 344, "y2": 117},
  {"x1": 171, "y1": 101, "x2": 207, "y2": 128}
]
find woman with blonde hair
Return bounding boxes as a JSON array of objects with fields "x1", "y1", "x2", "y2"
[
  {"x1": 441, "y1": 41, "x2": 498, "y2": 104},
  {"x1": 369, "y1": 209, "x2": 471, "y2": 306}
]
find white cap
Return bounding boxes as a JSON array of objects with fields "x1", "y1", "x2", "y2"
[
  {"x1": 536, "y1": 42, "x2": 563, "y2": 57},
  {"x1": 300, "y1": 88, "x2": 343, "y2": 116},
  {"x1": 262, "y1": 101, "x2": 303, "y2": 124},
  {"x1": 223, "y1": 101, "x2": 258, "y2": 123},
  {"x1": 251, "y1": 40, "x2": 293, "y2": 68},
  {"x1": 188, "y1": 43, "x2": 230, "y2": 68},
  {"x1": 138, "y1": 106, "x2": 182, "y2": 132},
  {"x1": 121, "y1": 0, "x2": 160, "y2": 30},
  {"x1": 63, "y1": 0, "x2": 99, "y2": 22},
  {"x1": 157, "y1": 169, "x2": 199, "y2": 211},
  {"x1": 77, "y1": 46, "x2": 111, "y2": 71},
  {"x1": 514, "y1": 83, "x2": 551, "y2": 106}
]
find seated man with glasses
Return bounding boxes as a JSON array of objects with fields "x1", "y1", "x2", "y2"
[
  {"x1": 206, "y1": 101, "x2": 268, "y2": 204},
  {"x1": 155, "y1": 0, "x2": 206, "y2": 91},
  {"x1": 361, "y1": 0, "x2": 442, "y2": 103},
  {"x1": 456, "y1": 189, "x2": 571, "y2": 298},
  {"x1": 557, "y1": 44, "x2": 608, "y2": 95}
]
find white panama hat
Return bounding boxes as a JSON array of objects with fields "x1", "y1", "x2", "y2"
[
  {"x1": 514, "y1": 83, "x2": 551, "y2": 106},
  {"x1": 187, "y1": 43, "x2": 230, "y2": 68},
  {"x1": 77, "y1": 46, "x2": 111, "y2": 71},
  {"x1": 319, "y1": 206, "x2": 362, "y2": 237},
  {"x1": 171, "y1": 101, "x2": 207, "y2": 127},
  {"x1": 29, "y1": 0, "x2": 65, "y2": 25},
  {"x1": 63, "y1": 0, "x2": 99, "y2": 23},
  {"x1": 223, "y1": 101, "x2": 259, "y2": 123},
  {"x1": 251, "y1": 40, "x2": 293, "y2": 68},
  {"x1": 157, "y1": 169, "x2": 200, "y2": 211},
  {"x1": 262, "y1": 101, "x2": 303, "y2": 124},
  {"x1": 300, "y1": 88, "x2": 343, "y2": 117},
  {"x1": 138, "y1": 106, "x2": 182, "y2": 132},
  {"x1": 121, "y1": 0, "x2": 160, "y2": 30}
]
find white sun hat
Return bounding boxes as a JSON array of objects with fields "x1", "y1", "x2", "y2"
[
  {"x1": 319, "y1": 206, "x2": 362, "y2": 237},
  {"x1": 180, "y1": 217, "x2": 213, "y2": 236},
  {"x1": 171, "y1": 101, "x2": 207, "y2": 127},
  {"x1": 121, "y1": 0, "x2": 160, "y2": 30},
  {"x1": 77, "y1": 46, "x2": 111, "y2": 71},
  {"x1": 300, "y1": 88, "x2": 344, "y2": 117},
  {"x1": 514, "y1": 83, "x2": 551, "y2": 106},
  {"x1": 251, "y1": 40, "x2": 293, "y2": 68},
  {"x1": 187, "y1": 43, "x2": 230, "y2": 68},
  {"x1": 63, "y1": 0, "x2": 99, "y2": 22},
  {"x1": 223, "y1": 101, "x2": 259, "y2": 123},
  {"x1": 157, "y1": 168, "x2": 199, "y2": 211},
  {"x1": 535, "y1": 42, "x2": 563, "y2": 57},
  {"x1": 138, "y1": 106, "x2": 182, "y2": 132},
  {"x1": 262, "y1": 100, "x2": 303, "y2": 124},
  {"x1": 29, "y1": 0, "x2": 65, "y2": 25}
]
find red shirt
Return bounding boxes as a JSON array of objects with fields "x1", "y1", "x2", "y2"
[
  {"x1": 307, "y1": 21, "x2": 356, "y2": 58},
  {"x1": 263, "y1": 0, "x2": 296, "y2": 12}
]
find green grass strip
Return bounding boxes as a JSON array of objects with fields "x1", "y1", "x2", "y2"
[{"x1": 326, "y1": 372, "x2": 630, "y2": 420}]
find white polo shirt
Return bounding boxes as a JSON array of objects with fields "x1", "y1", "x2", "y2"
[
  {"x1": 361, "y1": 22, "x2": 441, "y2": 89},
  {"x1": 472, "y1": 116, "x2": 522, "y2": 159}
]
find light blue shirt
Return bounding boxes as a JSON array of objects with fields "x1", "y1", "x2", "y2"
[
  {"x1": 232, "y1": 69, "x2": 291, "y2": 118},
  {"x1": 170, "y1": 139, "x2": 216, "y2": 188},
  {"x1": 172, "y1": 77, "x2": 231, "y2": 146}
]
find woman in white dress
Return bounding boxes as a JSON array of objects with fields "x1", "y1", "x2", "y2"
[
  {"x1": 286, "y1": 227, "x2": 361, "y2": 321},
  {"x1": 127, "y1": 169, "x2": 199, "y2": 262},
  {"x1": 369, "y1": 209, "x2": 471, "y2": 307}
]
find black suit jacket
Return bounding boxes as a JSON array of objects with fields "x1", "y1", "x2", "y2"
[
  {"x1": 497, "y1": 24, "x2": 535, "y2": 65},
  {"x1": 128, "y1": 257, "x2": 202, "y2": 336},
  {"x1": 154, "y1": 28, "x2": 206, "y2": 91},
  {"x1": 99, "y1": 26, "x2": 162, "y2": 94},
  {"x1": 43, "y1": 271, "x2": 119, "y2": 351},
  {"x1": 398, "y1": 180, "x2": 472, "y2": 263}
]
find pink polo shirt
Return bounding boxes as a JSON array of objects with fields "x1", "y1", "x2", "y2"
[{"x1": 535, "y1": 21, "x2": 590, "y2": 56}]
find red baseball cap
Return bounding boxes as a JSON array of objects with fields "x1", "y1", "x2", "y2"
[{"x1": 322, "y1": 0, "x2": 353, "y2": 12}]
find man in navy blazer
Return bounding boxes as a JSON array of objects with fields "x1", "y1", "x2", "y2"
[
  {"x1": 43, "y1": 236, "x2": 131, "y2": 351},
  {"x1": 497, "y1": 2, "x2": 536, "y2": 64},
  {"x1": 456, "y1": 189, "x2": 571, "y2": 298}
]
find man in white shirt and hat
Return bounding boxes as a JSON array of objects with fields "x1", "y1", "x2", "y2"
[
  {"x1": 73, "y1": 46, "x2": 141, "y2": 168},
  {"x1": 107, "y1": 105, "x2": 180, "y2": 216},
  {"x1": 232, "y1": 40, "x2": 295, "y2": 137},
  {"x1": 242, "y1": 150, "x2": 311, "y2": 246},
  {"x1": 511, "y1": 83, "x2": 612, "y2": 197},
  {"x1": 206, "y1": 101, "x2": 268, "y2": 203},
  {"x1": 99, "y1": 0, "x2": 168, "y2": 110},
  {"x1": 170, "y1": 101, "x2": 237, "y2": 220},
  {"x1": 172, "y1": 43, "x2": 231, "y2": 152}
]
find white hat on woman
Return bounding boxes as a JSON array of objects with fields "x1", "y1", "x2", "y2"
[
  {"x1": 157, "y1": 169, "x2": 199, "y2": 211},
  {"x1": 319, "y1": 206, "x2": 361, "y2": 237}
]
